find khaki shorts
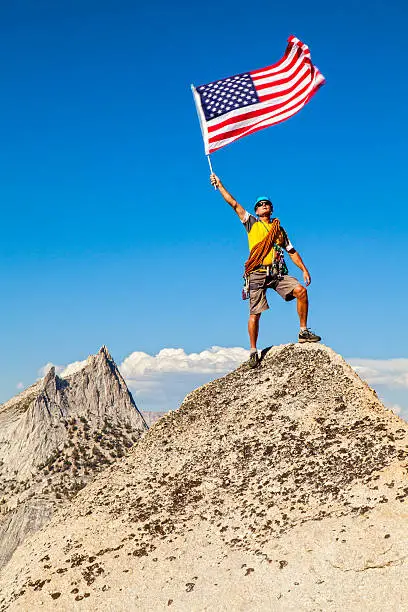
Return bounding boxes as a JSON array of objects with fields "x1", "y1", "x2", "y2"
[{"x1": 249, "y1": 271, "x2": 300, "y2": 315}]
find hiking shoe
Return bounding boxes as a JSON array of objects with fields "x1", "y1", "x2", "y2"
[
  {"x1": 298, "y1": 328, "x2": 321, "y2": 343},
  {"x1": 248, "y1": 351, "x2": 260, "y2": 368}
]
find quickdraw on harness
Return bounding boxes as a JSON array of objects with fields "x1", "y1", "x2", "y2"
[{"x1": 242, "y1": 218, "x2": 289, "y2": 300}]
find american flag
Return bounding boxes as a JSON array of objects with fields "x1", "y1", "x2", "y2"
[{"x1": 192, "y1": 36, "x2": 325, "y2": 155}]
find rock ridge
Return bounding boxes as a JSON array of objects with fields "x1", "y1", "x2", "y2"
[{"x1": 0, "y1": 343, "x2": 408, "y2": 611}]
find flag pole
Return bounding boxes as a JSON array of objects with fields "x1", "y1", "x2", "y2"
[
  {"x1": 206, "y1": 154, "x2": 213, "y2": 174},
  {"x1": 206, "y1": 154, "x2": 217, "y2": 190},
  {"x1": 191, "y1": 83, "x2": 217, "y2": 189}
]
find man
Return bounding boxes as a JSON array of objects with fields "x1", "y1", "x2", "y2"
[{"x1": 210, "y1": 173, "x2": 321, "y2": 368}]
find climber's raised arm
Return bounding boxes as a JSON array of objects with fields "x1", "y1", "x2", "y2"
[{"x1": 210, "y1": 173, "x2": 247, "y2": 222}]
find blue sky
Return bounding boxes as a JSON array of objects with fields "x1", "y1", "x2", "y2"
[{"x1": 0, "y1": 0, "x2": 407, "y2": 414}]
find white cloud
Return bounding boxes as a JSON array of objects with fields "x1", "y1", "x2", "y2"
[
  {"x1": 349, "y1": 358, "x2": 408, "y2": 388},
  {"x1": 60, "y1": 360, "x2": 87, "y2": 377},
  {"x1": 16, "y1": 382, "x2": 24, "y2": 390},
  {"x1": 120, "y1": 346, "x2": 249, "y2": 377},
  {"x1": 120, "y1": 347, "x2": 249, "y2": 412},
  {"x1": 38, "y1": 360, "x2": 87, "y2": 379}
]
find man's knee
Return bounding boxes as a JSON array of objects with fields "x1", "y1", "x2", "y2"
[{"x1": 293, "y1": 285, "x2": 307, "y2": 300}]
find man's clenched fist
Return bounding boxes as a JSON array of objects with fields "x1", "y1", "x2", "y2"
[{"x1": 210, "y1": 173, "x2": 220, "y2": 188}]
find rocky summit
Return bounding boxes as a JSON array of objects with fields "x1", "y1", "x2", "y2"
[
  {"x1": 0, "y1": 346, "x2": 147, "y2": 571},
  {"x1": 1, "y1": 343, "x2": 408, "y2": 611}
]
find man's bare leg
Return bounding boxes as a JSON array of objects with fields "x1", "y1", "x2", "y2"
[
  {"x1": 248, "y1": 313, "x2": 261, "y2": 350},
  {"x1": 292, "y1": 285, "x2": 308, "y2": 328},
  {"x1": 292, "y1": 284, "x2": 321, "y2": 342},
  {"x1": 247, "y1": 313, "x2": 261, "y2": 367}
]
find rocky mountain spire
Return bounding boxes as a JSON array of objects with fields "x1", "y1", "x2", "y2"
[
  {"x1": 0, "y1": 347, "x2": 147, "y2": 570},
  {"x1": 1, "y1": 343, "x2": 407, "y2": 610}
]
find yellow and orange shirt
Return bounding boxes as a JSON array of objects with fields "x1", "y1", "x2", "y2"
[{"x1": 242, "y1": 211, "x2": 295, "y2": 267}]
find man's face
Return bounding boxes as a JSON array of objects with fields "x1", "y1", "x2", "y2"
[{"x1": 256, "y1": 201, "x2": 272, "y2": 215}]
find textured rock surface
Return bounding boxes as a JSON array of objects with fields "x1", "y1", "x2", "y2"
[
  {"x1": 0, "y1": 346, "x2": 147, "y2": 570},
  {"x1": 1, "y1": 343, "x2": 408, "y2": 611}
]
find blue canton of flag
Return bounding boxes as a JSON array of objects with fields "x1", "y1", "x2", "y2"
[{"x1": 196, "y1": 73, "x2": 260, "y2": 122}]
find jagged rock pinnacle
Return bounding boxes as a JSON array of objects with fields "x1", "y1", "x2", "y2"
[
  {"x1": 0, "y1": 347, "x2": 147, "y2": 571},
  {"x1": 43, "y1": 366, "x2": 56, "y2": 382},
  {"x1": 98, "y1": 345, "x2": 113, "y2": 360}
]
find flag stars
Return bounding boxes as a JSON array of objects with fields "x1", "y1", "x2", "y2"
[{"x1": 198, "y1": 73, "x2": 259, "y2": 121}]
